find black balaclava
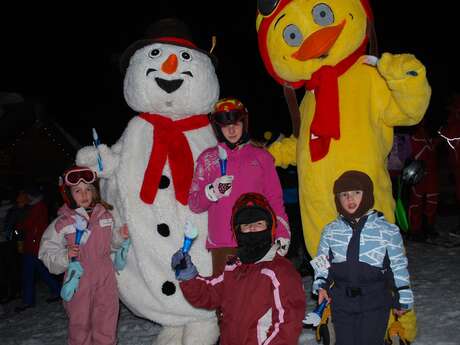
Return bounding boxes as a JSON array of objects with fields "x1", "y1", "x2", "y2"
[
  {"x1": 234, "y1": 206, "x2": 273, "y2": 264},
  {"x1": 333, "y1": 170, "x2": 374, "y2": 220}
]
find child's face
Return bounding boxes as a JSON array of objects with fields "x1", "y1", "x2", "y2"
[
  {"x1": 338, "y1": 190, "x2": 363, "y2": 215},
  {"x1": 221, "y1": 121, "x2": 243, "y2": 144},
  {"x1": 240, "y1": 220, "x2": 268, "y2": 233},
  {"x1": 70, "y1": 182, "x2": 94, "y2": 209}
]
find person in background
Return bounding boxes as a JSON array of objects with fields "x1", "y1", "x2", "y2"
[
  {"x1": 312, "y1": 170, "x2": 413, "y2": 345},
  {"x1": 173, "y1": 192, "x2": 305, "y2": 345},
  {"x1": 0, "y1": 191, "x2": 14, "y2": 304},
  {"x1": 407, "y1": 121, "x2": 440, "y2": 242},
  {"x1": 276, "y1": 163, "x2": 311, "y2": 275},
  {"x1": 14, "y1": 184, "x2": 61, "y2": 312},
  {"x1": 188, "y1": 97, "x2": 290, "y2": 276},
  {"x1": 387, "y1": 129, "x2": 412, "y2": 197},
  {"x1": 439, "y1": 94, "x2": 460, "y2": 237},
  {"x1": 39, "y1": 166, "x2": 129, "y2": 345},
  {"x1": 0, "y1": 189, "x2": 29, "y2": 304}
]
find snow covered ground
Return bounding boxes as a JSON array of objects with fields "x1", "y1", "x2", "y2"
[{"x1": 1, "y1": 214, "x2": 459, "y2": 345}]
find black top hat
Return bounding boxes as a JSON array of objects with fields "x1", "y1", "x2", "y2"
[{"x1": 119, "y1": 17, "x2": 217, "y2": 74}]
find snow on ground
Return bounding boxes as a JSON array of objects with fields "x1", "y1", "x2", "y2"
[{"x1": 1, "y1": 214, "x2": 459, "y2": 345}]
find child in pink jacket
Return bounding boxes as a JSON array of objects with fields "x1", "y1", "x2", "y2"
[
  {"x1": 39, "y1": 166, "x2": 129, "y2": 345},
  {"x1": 189, "y1": 97, "x2": 290, "y2": 275}
]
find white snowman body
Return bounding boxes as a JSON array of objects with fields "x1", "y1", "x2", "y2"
[{"x1": 77, "y1": 41, "x2": 219, "y2": 342}]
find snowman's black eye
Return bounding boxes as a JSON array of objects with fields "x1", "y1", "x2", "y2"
[
  {"x1": 179, "y1": 50, "x2": 192, "y2": 62},
  {"x1": 149, "y1": 48, "x2": 162, "y2": 58}
]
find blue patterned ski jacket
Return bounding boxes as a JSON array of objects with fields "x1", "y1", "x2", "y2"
[{"x1": 312, "y1": 211, "x2": 414, "y2": 309}]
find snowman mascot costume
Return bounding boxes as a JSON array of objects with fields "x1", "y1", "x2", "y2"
[{"x1": 77, "y1": 18, "x2": 219, "y2": 345}]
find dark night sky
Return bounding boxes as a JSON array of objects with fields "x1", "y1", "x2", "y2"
[{"x1": 1, "y1": 1, "x2": 458, "y2": 145}]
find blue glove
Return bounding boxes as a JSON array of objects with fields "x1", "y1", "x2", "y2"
[
  {"x1": 171, "y1": 250, "x2": 198, "y2": 281},
  {"x1": 114, "y1": 238, "x2": 131, "y2": 271},
  {"x1": 60, "y1": 261, "x2": 84, "y2": 302}
]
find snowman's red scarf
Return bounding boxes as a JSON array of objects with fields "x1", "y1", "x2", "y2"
[
  {"x1": 139, "y1": 113, "x2": 209, "y2": 205},
  {"x1": 305, "y1": 39, "x2": 367, "y2": 162}
]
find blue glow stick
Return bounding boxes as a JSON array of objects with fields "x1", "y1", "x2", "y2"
[
  {"x1": 182, "y1": 222, "x2": 198, "y2": 253},
  {"x1": 92, "y1": 128, "x2": 103, "y2": 172},
  {"x1": 75, "y1": 229, "x2": 84, "y2": 245},
  {"x1": 175, "y1": 221, "x2": 198, "y2": 276},
  {"x1": 218, "y1": 145, "x2": 227, "y2": 176},
  {"x1": 303, "y1": 299, "x2": 328, "y2": 326},
  {"x1": 71, "y1": 228, "x2": 85, "y2": 262}
]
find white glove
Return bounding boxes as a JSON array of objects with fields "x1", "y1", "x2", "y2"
[
  {"x1": 73, "y1": 215, "x2": 88, "y2": 230},
  {"x1": 276, "y1": 237, "x2": 290, "y2": 256},
  {"x1": 205, "y1": 175, "x2": 234, "y2": 202},
  {"x1": 76, "y1": 144, "x2": 119, "y2": 178}
]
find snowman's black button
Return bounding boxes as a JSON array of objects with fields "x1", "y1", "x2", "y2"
[
  {"x1": 157, "y1": 223, "x2": 170, "y2": 237},
  {"x1": 159, "y1": 175, "x2": 170, "y2": 189},
  {"x1": 162, "y1": 281, "x2": 176, "y2": 296}
]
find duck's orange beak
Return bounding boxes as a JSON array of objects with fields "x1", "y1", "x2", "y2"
[{"x1": 292, "y1": 20, "x2": 346, "y2": 61}]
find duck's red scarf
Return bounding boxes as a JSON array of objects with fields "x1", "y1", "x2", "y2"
[{"x1": 305, "y1": 39, "x2": 367, "y2": 162}]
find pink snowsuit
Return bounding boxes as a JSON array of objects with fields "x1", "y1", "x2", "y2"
[
  {"x1": 39, "y1": 204, "x2": 121, "y2": 345},
  {"x1": 189, "y1": 143, "x2": 290, "y2": 249}
]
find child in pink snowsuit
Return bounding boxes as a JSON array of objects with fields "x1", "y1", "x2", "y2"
[
  {"x1": 189, "y1": 97, "x2": 290, "y2": 275},
  {"x1": 39, "y1": 166, "x2": 129, "y2": 345}
]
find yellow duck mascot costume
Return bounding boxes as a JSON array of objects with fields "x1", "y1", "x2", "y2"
[{"x1": 256, "y1": 0, "x2": 431, "y2": 343}]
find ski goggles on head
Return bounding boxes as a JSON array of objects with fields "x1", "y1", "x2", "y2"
[
  {"x1": 212, "y1": 110, "x2": 246, "y2": 126},
  {"x1": 63, "y1": 167, "x2": 97, "y2": 186}
]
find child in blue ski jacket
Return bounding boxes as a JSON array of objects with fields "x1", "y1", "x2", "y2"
[{"x1": 311, "y1": 170, "x2": 413, "y2": 345}]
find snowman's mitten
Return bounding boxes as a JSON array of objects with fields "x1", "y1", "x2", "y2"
[{"x1": 76, "y1": 144, "x2": 119, "y2": 178}]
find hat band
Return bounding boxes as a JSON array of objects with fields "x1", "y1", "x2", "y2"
[{"x1": 156, "y1": 36, "x2": 197, "y2": 49}]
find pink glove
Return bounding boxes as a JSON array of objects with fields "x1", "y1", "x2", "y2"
[{"x1": 205, "y1": 175, "x2": 234, "y2": 201}]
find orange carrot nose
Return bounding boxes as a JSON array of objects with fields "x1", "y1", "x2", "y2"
[
  {"x1": 161, "y1": 54, "x2": 178, "y2": 74},
  {"x1": 292, "y1": 20, "x2": 346, "y2": 61}
]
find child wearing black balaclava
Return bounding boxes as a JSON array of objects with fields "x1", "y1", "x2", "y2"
[
  {"x1": 232, "y1": 194, "x2": 275, "y2": 264},
  {"x1": 310, "y1": 170, "x2": 414, "y2": 345},
  {"x1": 172, "y1": 192, "x2": 305, "y2": 345}
]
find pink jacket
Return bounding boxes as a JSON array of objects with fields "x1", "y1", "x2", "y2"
[
  {"x1": 189, "y1": 143, "x2": 290, "y2": 249},
  {"x1": 39, "y1": 203, "x2": 120, "y2": 345},
  {"x1": 39, "y1": 204, "x2": 120, "y2": 275}
]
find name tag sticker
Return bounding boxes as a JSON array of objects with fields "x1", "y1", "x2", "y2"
[
  {"x1": 310, "y1": 254, "x2": 330, "y2": 272},
  {"x1": 99, "y1": 218, "x2": 113, "y2": 228}
]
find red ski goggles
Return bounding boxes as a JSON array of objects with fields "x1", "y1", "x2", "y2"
[{"x1": 63, "y1": 167, "x2": 97, "y2": 186}]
